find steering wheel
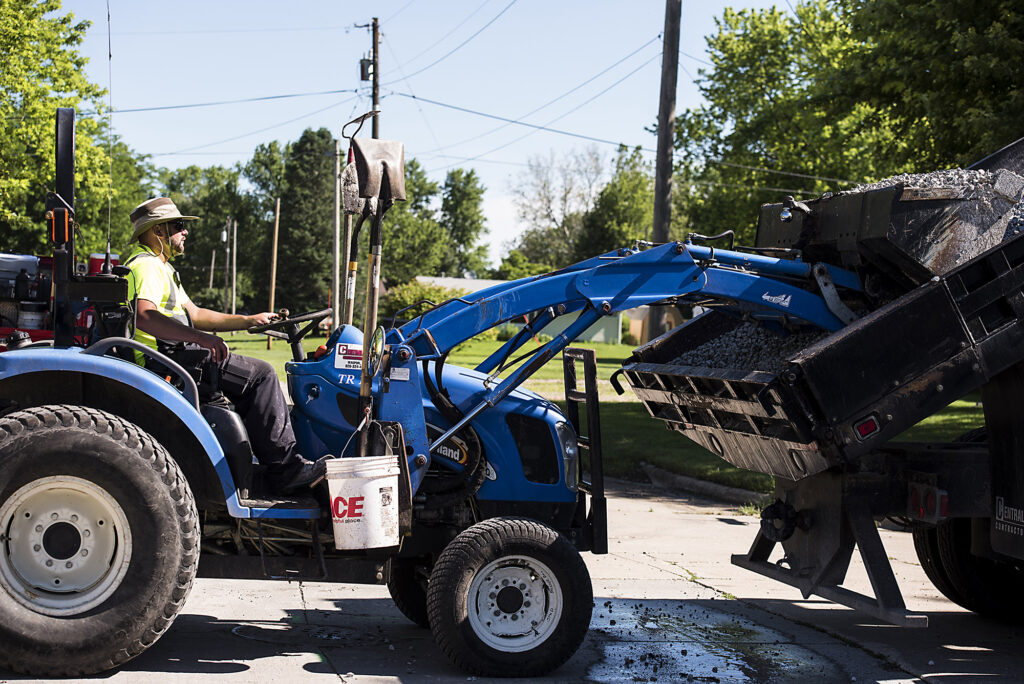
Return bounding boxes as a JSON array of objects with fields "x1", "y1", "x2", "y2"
[{"x1": 247, "y1": 307, "x2": 332, "y2": 343}]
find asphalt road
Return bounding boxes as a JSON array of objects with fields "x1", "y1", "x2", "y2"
[{"x1": 3, "y1": 479, "x2": 1022, "y2": 683}]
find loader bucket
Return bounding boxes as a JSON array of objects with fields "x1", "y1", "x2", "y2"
[{"x1": 623, "y1": 206, "x2": 1024, "y2": 482}]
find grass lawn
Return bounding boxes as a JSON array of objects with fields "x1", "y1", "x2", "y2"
[{"x1": 228, "y1": 333, "x2": 984, "y2": 495}]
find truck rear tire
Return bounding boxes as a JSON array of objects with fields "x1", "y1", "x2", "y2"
[
  {"x1": 0, "y1": 405, "x2": 199, "y2": 676},
  {"x1": 387, "y1": 557, "x2": 431, "y2": 628},
  {"x1": 911, "y1": 525, "x2": 969, "y2": 607},
  {"x1": 426, "y1": 517, "x2": 592, "y2": 677},
  {"x1": 934, "y1": 517, "x2": 1024, "y2": 619}
]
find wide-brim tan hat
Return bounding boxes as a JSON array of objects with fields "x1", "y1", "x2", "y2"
[{"x1": 129, "y1": 197, "x2": 198, "y2": 242}]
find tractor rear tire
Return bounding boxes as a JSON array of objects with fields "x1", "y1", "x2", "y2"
[
  {"x1": 387, "y1": 557, "x2": 431, "y2": 628},
  {"x1": 427, "y1": 517, "x2": 592, "y2": 677},
  {"x1": 0, "y1": 405, "x2": 199, "y2": 676}
]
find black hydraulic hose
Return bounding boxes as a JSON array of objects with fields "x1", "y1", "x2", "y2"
[{"x1": 420, "y1": 359, "x2": 487, "y2": 507}]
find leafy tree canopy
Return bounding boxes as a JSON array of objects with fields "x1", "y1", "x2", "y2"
[
  {"x1": 672, "y1": 0, "x2": 1024, "y2": 244},
  {"x1": 489, "y1": 249, "x2": 552, "y2": 280},
  {"x1": 439, "y1": 168, "x2": 488, "y2": 277},
  {"x1": 1, "y1": 0, "x2": 153, "y2": 256},
  {"x1": 573, "y1": 146, "x2": 654, "y2": 260}
]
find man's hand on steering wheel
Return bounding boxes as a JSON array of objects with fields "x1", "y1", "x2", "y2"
[
  {"x1": 246, "y1": 308, "x2": 333, "y2": 341},
  {"x1": 245, "y1": 311, "x2": 279, "y2": 328}
]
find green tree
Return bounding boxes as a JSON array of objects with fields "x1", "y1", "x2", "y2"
[
  {"x1": 379, "y1": 281, "x2": 468, "y2": 320},
  {"x1": 574, "y1": 146, "x2": 654, "y2": 260},
  {"x1": 159, "y1": 164, "x2": 263, "y2": 312},
  {"x1": 277, "y1": 128, "x2": 335, "y2": 313},
  {"x1": 489, "y1": 249, "x2": 552, "y2": 280},
  {"x1": 0, "y1": 0, "x2": 154, "y2": 256},
  {"x1": 832, "y1": 0, "x2": 1024, "y2": 168},
  {"x1": 671, "y1": 2, "x2": 901, "y2": 244},
  {"x1": 242, "y1": 140, "x2": 290, "y2": 310},
  {"x1": 377, "y1": 158, "x2": 447, "y2": 286},
  {"x1": 438, "y1": 168, "x2": 488, "y2": 277}
]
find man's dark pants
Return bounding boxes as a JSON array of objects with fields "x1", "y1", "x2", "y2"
[{"x1": 153, "y1": 346, "x2": 305, "y2": 474}]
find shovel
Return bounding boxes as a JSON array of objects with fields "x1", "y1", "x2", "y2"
[{"x1": 348, "y1": 133, "x2": 406, "y2": 457}]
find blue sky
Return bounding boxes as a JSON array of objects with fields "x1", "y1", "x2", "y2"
[{"x1": 67, "y1": 0, "x2": 780, "y2": 264}]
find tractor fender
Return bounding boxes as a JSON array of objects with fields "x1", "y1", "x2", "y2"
[{"x1": 0, "y1": 347, "x2": 248, "y2": 517}]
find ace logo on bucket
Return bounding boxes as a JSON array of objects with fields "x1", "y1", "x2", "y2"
[{"x1": 333, "y1": 495, "x2": 364, "y2": 522}]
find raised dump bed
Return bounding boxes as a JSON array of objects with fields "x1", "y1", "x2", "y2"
[
  {"x1": 622, "y1": 228, "x2": 1024, "y2": 482},
  {"x1": 756, "y1": 168, "x2": 1024, "y2": 287}
]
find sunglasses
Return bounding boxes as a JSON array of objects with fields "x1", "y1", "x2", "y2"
[{"x1": 165, "y1": 219, "x2": 188, "y2": 235}]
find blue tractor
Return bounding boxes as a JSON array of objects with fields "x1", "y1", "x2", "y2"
[{"x1": 0, "y1": 109, "x2": 870, "y2": 676}]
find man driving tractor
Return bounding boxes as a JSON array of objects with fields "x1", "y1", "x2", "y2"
[{"x1": 124, "y1": 197, "x2": 326, "y2": 493}]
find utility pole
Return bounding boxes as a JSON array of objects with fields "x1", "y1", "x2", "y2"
[
  {"x1": 343, "y1": 147, "x2": 355, "y2": 326},
  {"x1": 230, "y1": 217, "x2": 237, "y2": 316},
  {"x1": 647, "y1": 0, "x2": 681, "y2": 341},
  {"x1": 372, "y1": 16, "x2": 380, "y2": 138},
  {"x1": 222, "y1": 220, "x2": 230, "y2": 312},
  {"x1": 333, "y1": 139, "x2": 341, "y2": 331},
  {"x1": 267, "y1": 198, "x2": 280, "y2": 349},
  {"x1": 208, "y1": 249, "x2": 216, "y2": 290}
]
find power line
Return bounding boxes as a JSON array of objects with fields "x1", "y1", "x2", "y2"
[
  {"x1": 382, "y1": 34, "x2": 443, "y2": 152},
  {"x1": 382, "y1": 0, "x2": 519, "y2": 84},
  {"x1": 680, "y1": 49, "x2": 713, "y2": 67},
  {"x1": 383, "y1": 0, "x2": 495, "y2": 77},
  {"x1": 383, "y1": 0, "x2": 417, "y2": 23},
  {"x1": 679, "y1": 178, "x2": 815, "y2": 194},
  {"x1": 427, "y1": 50, "x2": 663, "y2": 172},
  {"x1": 393, "y1": 91, "x2": 859, "y2": 186},
  {"x1": 111, "y1": 25, "x2": 357, "y2": 36},
  {"x1": 708, "y1": 159, "x2": 858, "y2": 185},
  {"x1": 154, "y1": 95, "x2": 359, "y2": 155},
  {"x1": 110, "y1": 88, "x2": 360, "y2": 113},
  {"x1": 418, "y1": 34, "x2": 661, "y2": 155},
  {"x1": 391, "y1": 91, "x2": 648, "y2": 151}
]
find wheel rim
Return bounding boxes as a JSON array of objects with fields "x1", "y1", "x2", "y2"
[
  {"x1": 467, "y1": 554, "x2": 563, "y2": 652},
  {"x1": 0, "y1": 475, "x2": 132, "y2": 616}
]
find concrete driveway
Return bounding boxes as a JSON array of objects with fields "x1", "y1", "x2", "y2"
[{"x1": 2, "y1": 479, "x2": 1022, "y2": 683}]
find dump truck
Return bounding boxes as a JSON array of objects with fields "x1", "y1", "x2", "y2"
[{"x1": 620, "y1": 138, "x2": 1024, "y2": 625}]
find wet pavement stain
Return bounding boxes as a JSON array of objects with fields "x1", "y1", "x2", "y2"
[{"x1": 587, "y1": 599, "x2": 843, "y2": 682}]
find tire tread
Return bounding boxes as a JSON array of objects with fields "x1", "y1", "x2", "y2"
[{"x1": 0, "y1": 405, "x2": 199, "y2": 677}]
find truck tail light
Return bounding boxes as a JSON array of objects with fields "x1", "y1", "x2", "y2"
[
  {"x1": 853, "y1": 415, "x2": 880, "y2": 440},
  {"x1": 907, "y1": 482, "x2": 948, "y2": 523}
]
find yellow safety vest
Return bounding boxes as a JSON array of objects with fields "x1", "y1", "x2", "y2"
[{"x1": 123, "y1": 245, "x2": 192, "y2": 360}]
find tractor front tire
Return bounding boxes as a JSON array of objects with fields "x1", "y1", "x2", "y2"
[
  {"x1": 427, "y1": 517, "x2": 592, "y2": 677},
  {"x1": 0, "y1": 405, "x2": 199, "y2": 676}
]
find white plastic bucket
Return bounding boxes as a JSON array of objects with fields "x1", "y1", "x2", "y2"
[{"x1": 326, "y1": 455, "x2": 400, "y2": 550}]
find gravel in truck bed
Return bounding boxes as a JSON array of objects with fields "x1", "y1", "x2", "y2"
[{"x1": 670, "y1": 321, "x2": 828, "y2": 374}]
